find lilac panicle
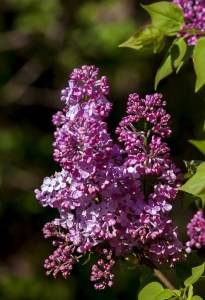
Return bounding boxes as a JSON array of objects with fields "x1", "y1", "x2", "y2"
[
  {"x1": 116, "y1": 93, "x2": 183, "y2": 266},
  {"x1": 35, "y1": 65, "x2": 184, "y2": 289},
  {"x1": 186, "y1": 210, "x2": 205, "y2": 252},
  {"x1": 173, "y1": 0, "x2": 205, "y2": 45}
]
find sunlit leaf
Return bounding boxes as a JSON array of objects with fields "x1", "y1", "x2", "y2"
[
  {"x1": 155, "y1": 37, "x2": 187, "y2": 89},
  {"x1": 179, "y1": 162, "x2": 205, "y2": 205},
  {"x1": 138, "y1": 282, "x2": 164, "y2": 300},
  {"x1": 187, "y1": 285, "x2": 193, "y2": 300},
  {"x1": 119, "y1": 1, "x2": 184, "y2": 54},
  {"x1": 193, "y1": 37, "x2": 205, "y2": 92},
  {"x1": 189, "y1": 139, "x2": 205, "y2": 156},
  {"x1": 153, "y1": 289, "x2": 175, "y2": 300},
  {"x1": 174, "y1": 289, "x2": 182, "y2": 296},
  {"x1": 119, "y1": 25, "x2": 164, "y2": 53},
  {"x1": 184, "y1": 263, "x2": 205, "y2": 287},
  {"x1": 190, "y1": 296, "x2": 203, "y2": 300},
  {"x1": 141, "y1": 1, "x2": 184, "y2": 35}
]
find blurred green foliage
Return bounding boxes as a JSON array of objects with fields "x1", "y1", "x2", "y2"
[{"x1": 0, "y1": 0, "x2": 205, "y2": 299}]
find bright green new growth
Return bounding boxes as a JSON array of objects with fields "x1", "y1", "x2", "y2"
[
  {"x1": 141, "y1": 2, "x2": 184, "y2": 36},
  {"x1": 189, "y1": 139, "x2": 205, "y2": 156},
  {"x1": 119, "y1": 2, "x2": 184, "y2": 53},
  {"x1": 120, "y1": 1, "x2": 205, "y2": 92},
  {"x1": 138, "y1": 263, "x2": 205, "y2": 300},
  {"x1": 119, "y1": 25, "x2": 165, "y2": 53},
  {"x1": 179, "y1": 162, "x2": 205, "y2": 208}
]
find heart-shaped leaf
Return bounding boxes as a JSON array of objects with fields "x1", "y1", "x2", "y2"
[{"x1": 141, "y1": 1, "x2": 184, "y2": 36}]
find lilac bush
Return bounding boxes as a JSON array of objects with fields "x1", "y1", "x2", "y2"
[
  {"x1": 33, "y1": 0, "x2": 205, "y2": 297},
  {"x1": 35, "y1": 65, "x2": 184, "y2": 289}
]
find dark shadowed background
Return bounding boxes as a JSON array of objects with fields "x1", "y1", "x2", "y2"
[{"x1": 0, "y1": 0, "x2": 205, "y2": 299}]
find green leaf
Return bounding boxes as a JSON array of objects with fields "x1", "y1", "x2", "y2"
[
  {"x1": 190, "y1": 296, "x2": 203, "y2": 300},
  {"x1": 179, "y1": 162, "x2": 205, "y2": 205},
  {"x1": 138, "y1": 282, "x2": 164, "y2": 300},
  {"x1": 153, "y1": 289, "x2": 175, "y2": 300},
  {"x1": 173, "y1": 290, "x2": 182, "y2": 296},
  {"x1": 184, "y1": 263, "x2": 205, "y2": 287},
  {"x1": 193, "y1": 37, "x2": 205, "y2": 92},
  {"x1": 189, "y1": 139, "x2": 205, "y2": 156},
  {"x1": 119, "y1": 25, "x2": 165, "y2": 53},
  {"x1": 155, "y1": 37, "x2": 187, "y2": 89},
  {"x1": 176, "y1": 45, "x2": 193, "y2": 73},
  {"x1": 141, "y1": 1, "x2": 184, "y2": 36},
  {"x1": 187, "y1": 285, "x2": 193, "y2": 300}
]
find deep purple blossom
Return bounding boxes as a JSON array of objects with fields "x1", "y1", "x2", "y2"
[
  {"x1": 35, "y1": 65, "x2": 184, "y2": 289},
  {"x1": 173, "y1": 0, "x2": 205, "y2": 45},
  {"x1": 186, "y1": 210, "x2": 205, "y2": 252}
]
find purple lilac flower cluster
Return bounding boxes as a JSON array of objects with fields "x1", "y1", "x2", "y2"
[
  {"x1": 186, "y1": 210, "x2": 205, "y2": 253},
  {"x1": 173, "y1": 0, "x2": 205, "y2": 45},
  {"x1": 35, "y1": 65, "x2": 183, "y2": 289}
]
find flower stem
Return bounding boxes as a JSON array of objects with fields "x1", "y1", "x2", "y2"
[
  {"x1": 142, "y1": 256, "x2": 176, "y2": 290},
  {"x1": 153, "y1": 268, "x2": 175, "y2": 290}
]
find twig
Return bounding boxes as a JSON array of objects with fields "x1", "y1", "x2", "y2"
[
  {"x1": 141, "y1": 256, "x2": 176, "y2": 290},
  {"x1": 153, "y1": 268, "x2": 175, "y2": 290}
]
